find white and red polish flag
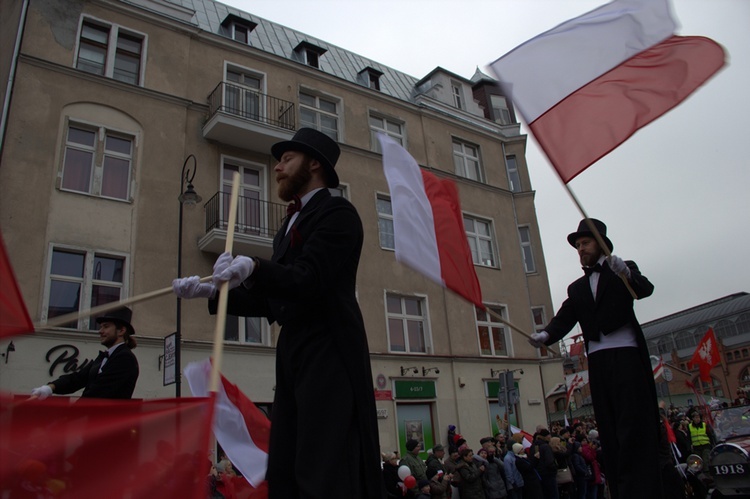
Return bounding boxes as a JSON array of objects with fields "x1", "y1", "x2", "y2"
[
  {"x1": 652, "y1": 356, "x2": 665, "y2": 379},
  {"x1": 379, "y1": 134, "x2": 483, "y2": 308},
  {"x1": 489, "y1": 0, "x2": 726, "y2": 183},
  {"x1": 565, "y1": 370, "x2": 589, "y2": 409},
  {"x1": 185, "y1": 358, "x2": 270, "y2": 499}
]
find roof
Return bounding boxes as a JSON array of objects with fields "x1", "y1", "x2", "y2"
[{"x1": 641, "y1": 292, "x2": 750, "y2": 339}]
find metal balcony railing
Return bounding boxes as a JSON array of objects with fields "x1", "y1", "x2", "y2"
[
  {"x1": 204, "y1": 192, "x2": 287, "y2": 239},
  {"x1": 207, "y1": 82, "x2": 296, "y2": 131}
]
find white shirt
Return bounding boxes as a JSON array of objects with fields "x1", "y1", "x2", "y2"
[{"x1": 586, "y1": 255, "x2": 638, "y2": 354}]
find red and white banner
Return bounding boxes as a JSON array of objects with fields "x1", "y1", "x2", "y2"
[
  {"x1": 379, "y1": 134, "x2": 483, "y2": 308},
  {"x1": 0, "y1": 232, "x2": 34, "y2": 338},
  {"x1": 688, "y1": 328, "x2": 721, "y2": 382},
  {"x1": 489, "y1": 0, "x2": 725, "y2": 183},
  {"x1": 652, "y1": 356, "x2": 665, "y2": 379},
  {"x1": 565, "y1": 370, "x2": 589, "y2": 409},
  {"x1": 510, "y1": 424, "x2": 533, "y2": 449},
  {"x1": 184, "y1": 359, "x2": 270, "y2": 497}
]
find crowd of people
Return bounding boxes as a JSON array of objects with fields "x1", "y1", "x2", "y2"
[{"x1": 383, "y1": 419, "x2": 608, "y2": 499}]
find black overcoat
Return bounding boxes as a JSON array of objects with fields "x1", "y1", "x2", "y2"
[{"x1": 51, "y1": 344, "x2": 139, "y2": 399}]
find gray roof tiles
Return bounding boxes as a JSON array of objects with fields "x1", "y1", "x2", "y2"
[{"x1": 642, "y1": 292, "x2": 750, "y2": 339}]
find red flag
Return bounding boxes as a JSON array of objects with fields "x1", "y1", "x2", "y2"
[
  {"x1": 688, "y1": 328, "x2": 721, "y2": 382},
  {"x1": 0, "y1": 232, "x2": 34, "y2": 338},
  {"x1": 184, "y1": 359, "x2": 270, "y2": 498},
  {"x1": 379, "y1": 135, "x2": 483, "y2": 308},
  {"x1": 489, "y1": 0, "x2": 725, "y2": 183},
  {"x1": 0, "y1": 394, "x2": 214, "y2": 498}
]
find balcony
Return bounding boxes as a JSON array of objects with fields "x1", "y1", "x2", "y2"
[
  {"x1": 198, "y1": 192, "x2": 287, "y2": 259},
  {"x1": 203, "y1": 82, "x2": 296, "y2": 151}
]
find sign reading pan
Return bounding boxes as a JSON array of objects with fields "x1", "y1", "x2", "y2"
[{"x1": 394, "y1": 380, "x2": 436, "y2": 399}]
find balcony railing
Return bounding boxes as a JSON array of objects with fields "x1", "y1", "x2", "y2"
[
  {"x1": 207, "y1": 82, "x2": 296, "y2": 131},
  {"x1": 204, "y1": 192, "x2": 287, "y2": 240}
]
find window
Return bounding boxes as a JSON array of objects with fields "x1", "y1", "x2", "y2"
[
  {"x1": 491, "y1": 95, "x2": 512, "y2": 124},
  {"x1": 464, "y1": 215, "x2": 496, "y2": 267},
  {"x1": 370, "y1": 114, "x2": 404, "y2": 153},
  {"x1": 77, "y1": 19, "x2": 144, "y2": 85},
  {"x1": 376, "y1": 195, "x2": 394, "y2": 250},
  {"x1": 368, "y1": 73, "x2": 380, "y2": 90},
  {"x1": 505, "y1": 155, "x2": 522, "y2": 192},
  {"x1": 451, "y1": 83, "x2": 463, "y2": 109},
  {"x1": 715, "y1": 319, "x2": 738, "y2": 339},
  {"x1": 61, "y1": 123, "x2": 134, "y2": 201},
  {"x1": 295, "y1": 42, "x2": 326, "y2": 69},
  {"x1": 329, "y1": 184, "x2": 348, "y2": 198},
  {"x1": 453, "y1": 140, "x2": 483, "y2": 182},
  {"x1": 518, "y1": 226, "x2": 536, "y2": 273},
  {"x1": 657, "y1": 336, "x2": 675, "y2": 354},
  {"x1": 225, "y1": 315, "x2": 266, "y2": 344},
  {"x1": 225, "y1": 67, "x2": 263, "y2": 120},
  {"x1": 476, "y1": 305, "x2": 509, "y2": 356},
  {"x1": 386, "y1": 293, "x2": 428, "y2": 353},
  {"x1": 695, "y1": 376, "x2": 724, "y2": 398},
  {"x1": 737, "y1": 313, "x2": 750, "y2": 335},
  {"x1": 674, "y1": 330, "x2": 697, "y2": 350},
  {"x1": 299, "y1": 91, "x2": 339, "y2": 141},
  {"x1": 221, "y1": 161, "x2": 264, "y2": 234},
  {"x1": 232, "y1": 24, "x2": 249, "y2": 44},
  {"x1": 46, "y1": 247, "x2": 126, "y2": 330}
]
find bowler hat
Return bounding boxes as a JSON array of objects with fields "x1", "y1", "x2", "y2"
[
  {"x1": 567, "y1": 218, "x2": 613, "y2": 252},
  {"x1": 96, "y1": 306, "x2": 136, "y2": 336},
  {"x1": 271, "y1": 128, "x2": 340, "y2": 188}
]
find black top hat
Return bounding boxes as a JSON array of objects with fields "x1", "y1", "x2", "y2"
[
  {"x1": 271, "y1": 128, "x2": 341, "y2": 188},
  {"x1": 95, "y1": 306, "x2": 136, "y2": 336},
  {"x1": 567, "y1": 218, "x2": 613, "y2": 252}
]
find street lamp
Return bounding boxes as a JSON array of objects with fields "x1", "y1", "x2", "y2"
[{"x1": 176, "y1": 154, "x2": 201, "y2": 397}]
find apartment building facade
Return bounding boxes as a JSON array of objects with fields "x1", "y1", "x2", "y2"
[{"x1": 0, "y1": 0, "x2": 561, "y2": 456}]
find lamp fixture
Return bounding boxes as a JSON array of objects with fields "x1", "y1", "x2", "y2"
[
  {"x1": 400, "y1": 366, "x2": 418, "y2": 376},
  {"x1": 2, "y1": 341, "x2": 15, "y2": 364},
  {"x1": 491, "y1": 368, "x2": 524, "y2": 377},
  {"x1": 422, "y1": 366, "x2": 440, "y2": 376}
]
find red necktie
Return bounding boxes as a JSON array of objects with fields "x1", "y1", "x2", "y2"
[{"x1": 286, "y1": 195, "x2": 302, "y2": 216}]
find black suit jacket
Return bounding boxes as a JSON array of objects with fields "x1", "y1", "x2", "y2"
[
  {"x1": 544, "y1": 260, "x2": 654, "y2": 347},
  {"x1": 51, "y1": 344, "x2": 139, "y2": 399}
]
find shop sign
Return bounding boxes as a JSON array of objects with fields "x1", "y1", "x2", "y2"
[{"x1": 394, "y1": 380, "x2": 436, "y2": 399}]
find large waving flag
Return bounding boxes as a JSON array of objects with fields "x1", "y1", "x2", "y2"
[
  {"x1": 0, "y1": 394, "x2": 214, "y2": 498},
  {"x1": 489, "y1": 0, "x2": 726, "y2": 183},
  {"x1": 379, "y1": 134, "x2": 483, "y2": 308},
  {"x1": 565, "y1": 370, "x2": 589, "y2": 409},
  {"x1": 185, "y1": 358, "x2": 270, "y2": 498},
  {"x1": 688, "y1": 328, "x2": 721, "y2": 382},
  {"x1": 0, "y1": 232, "x2": 33, "y2": 338}
]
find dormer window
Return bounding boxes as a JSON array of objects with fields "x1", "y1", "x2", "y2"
[
  {"x1": 358, "y1": 67, "x2": 383, "y2": 91},
  {"x1": 294, "y1": 41, "x2": 326, "y2": 69},
  {"x1": 220, "y1": 14, "x2": 257, "y2": 45},
  {"x1": 452, "y1": 83, "x2": 464, "y2": 109}
]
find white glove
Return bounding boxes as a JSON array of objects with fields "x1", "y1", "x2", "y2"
[
  {"x1": 31, "y1": 384, "x2": 53, "y2": 400},
  {"x1": 213, "y1": 254, "x2": 254, "y2": 290},
  {"x1": 529, "y1": 331, "x2": 549, "y2": 348},
  {"x1": 606, "y1": 255, "x2": 631, "y2": 278},
  {"x1": 172, "y1": 276, "x2": 216, "y2": 299}
]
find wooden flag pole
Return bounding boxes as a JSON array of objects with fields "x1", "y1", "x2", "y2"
[
  {"x1": 561, "y1": 183, "x2": 638, "y2": 300},
  {"x1": 484, "y1": 307, "x2": 560, "y2": 357},
  {"x1": 36, "y1": 276, "x2": 212, "y2": 330},
  {"x1": 208, "y1": 171, "x2": 241, "y2": 394}
]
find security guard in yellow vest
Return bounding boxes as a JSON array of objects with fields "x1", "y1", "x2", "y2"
[{"x1": 689, "y1": 412, "x2": 715, "y2": 463}]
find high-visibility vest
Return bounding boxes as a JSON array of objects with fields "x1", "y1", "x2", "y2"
[{"x1": 690, "y1": 423, "x2": 711, "y2": 446}]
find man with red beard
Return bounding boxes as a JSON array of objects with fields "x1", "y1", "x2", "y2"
[{"x1": 173, "y1": 128, "x2": 383, "y2": 499}]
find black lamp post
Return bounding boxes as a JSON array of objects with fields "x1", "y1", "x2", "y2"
[{"x1": 176, "y1": 154, "x2": 201, "y2": 397}]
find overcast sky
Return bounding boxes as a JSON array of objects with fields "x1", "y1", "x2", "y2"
[{"x1": 221, "y1": 0, "x2": 749, "y2": 325}]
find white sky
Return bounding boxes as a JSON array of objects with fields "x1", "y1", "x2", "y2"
[{"x1": 221, "y1": 0, "x2": 750, "y2": 324}]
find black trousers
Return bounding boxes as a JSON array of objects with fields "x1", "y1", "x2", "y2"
[{"x1": 588, "y1": 347, "x2": 664, "y2": 499}]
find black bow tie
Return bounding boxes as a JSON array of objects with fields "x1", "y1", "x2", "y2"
[
  {"x1": 583, "y1": 264, "x2": 603, "y2": 276},
  {"x1": 286, "y1": 195, "x2": 302, "y2": 216}
]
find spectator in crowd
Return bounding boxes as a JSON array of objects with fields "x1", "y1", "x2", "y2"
[
  {"x1": 504, "y1": 443, "x2": 525, "y2": 499},
  {"x1": 513, "y1": 444, "x2": 543, "y2": 499},
  {"x1": 382, "y1": 451, "x2": 404, "y2": 499},
  {"x1": 401, "y1": 439, "x2": 428, "y2": 495},
  {"x1": 579, "y1": 436, "x2": 601, "y2": 499},
  {"x1": 672, "y1": 414, "x2": 693, "y2": 464},
  {"x1": 426, "y1": 444, "x2": 446, "y2": 478},
  {"x1": 535, "y1": 429, "x2": 558, "y2": 499},
  {"x1": 689, "y1": 411, "x2": 716, "y2": 464},
  {"x1": 444, "y1": 448, "x2": 462, "y2": 499},
  {"x1": 481, "y1": 445, "x2": 508, "y2": 499},
  {"x1": 551, "y1": 436, "x2": 574, "y2": 499},
  {"x1": 569, "y1": 442, "x2": 589, "y2": 499},
  {"x1": 416, "y1": 479, "x2": 432, "y2": 499},
  {"x1": 426, "y1": 466, "x2": 451, "y2": 499},
  {"x1": 456, "y1": 448, "x2": 485, "y2": 499}
]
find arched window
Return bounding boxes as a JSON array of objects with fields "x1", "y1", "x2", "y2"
[
  {"x1": 675, "y1": 330, "x2": 697, "y2": 350},
  {"x1": 694, "y1": 376, "x2": 724, "y2": 398},
  {"x1": 736, "y1": 313, "x2": 750, "y2": 336},
  {"x1": 657, "y1": 336, "x2": 675, "y2": 354},
  {"x1": 715, "y1": 319, "x2": 738, "y2": 340}
]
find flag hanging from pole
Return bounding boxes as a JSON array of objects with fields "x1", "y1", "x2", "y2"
[
  {"x1": 0, "y1": 394, "x2": 214, "y2": 498},
  {"x1": 379, "y1": 134, "x2": 483, "y2": 308},
  {"x1": 489, "y1": 0, "x2": 726, "y2": 183},
  {"x1": 653, "y1": 356, "x2": 665, "y2": 379},
  {"x1": 184, "y1": 358, "x2": 270, "y2": 498},
  {"x1": 0, "y1": 232, "x2": 34, "y2": 338},
  {"x1": 565, "y1": 371, "x2": 589, "y2": 409},
  {"x1": 688, "y1": 328, "x2": 721, "y2": 382}
]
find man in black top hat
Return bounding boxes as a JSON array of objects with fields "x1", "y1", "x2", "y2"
[
  {"x1": 31, "y1": 307, "x2": 139, "y2": 399},
  {"x1": 173, "y1": 128, "x2": 383, "y2": 499},
  {"x1": 528, "y1": 218, "x2": 661, "y2": 499}
]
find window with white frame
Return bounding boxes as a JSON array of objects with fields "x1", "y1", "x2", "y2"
[
  {"x1": 225, "y1": 67, "x2": 263, "y2": 121},
  {"x1": 46, "y1": 247, "x2": 126, "y2": 330},
  {"x1": 299, "y1": 91, "x2": 339, "y2": 141},
  {"x1": 76, "y1": 19, "x2": 145, "y2": 85},
  {"x1": 453, "y1": 140, "x2": 484, "y2": 182},
  {"x1": 476, "y1": 305, "x2": 509, "y2": 356},
  {"x1": 505, "y1": 155, "x2": 521, "y2": 192},
  {"x1": 451, "y1": 83, "x2": 464, "y2": 109},
  {"x1": 518, "y1": 226, "x2": 536, "y2": 273},
  {"x1": 491, "y1": 95, "x2": 512, "y2": 125},
  {"x1": 531, "y1": 306, "x2": 550, "y2": 356},
  {"x1": 464, "y1": 215, "x2": 496, "y2": 267},
  {"x1": 376, "y1": 195, "x2": 395, "y2": 250},
  {"x1": 328, "y1": 184, "x2": 348, "y2": 198},
  {"x1": 61, "y1": 122, "x2": 134, "y2": 201},
  {"x1": 386, "y1": 293, "x2": 428, "y2": 353},
  {"x1": 225, "y1": 315, "x2": 266, "y2": 344},
  {"x1": 370, "y1": 114, "x2": 404, "y2": 153},
  {"x1": 221, "y1": 161, "x2": 264, "y2": 234}
]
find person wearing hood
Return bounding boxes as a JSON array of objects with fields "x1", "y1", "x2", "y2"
[
  {"x1": 512, "y1": 444, "x2": 543, "y2": 499},
  {"x1": 503, "y1": 443, "x2": 525, "y2": 499}
]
